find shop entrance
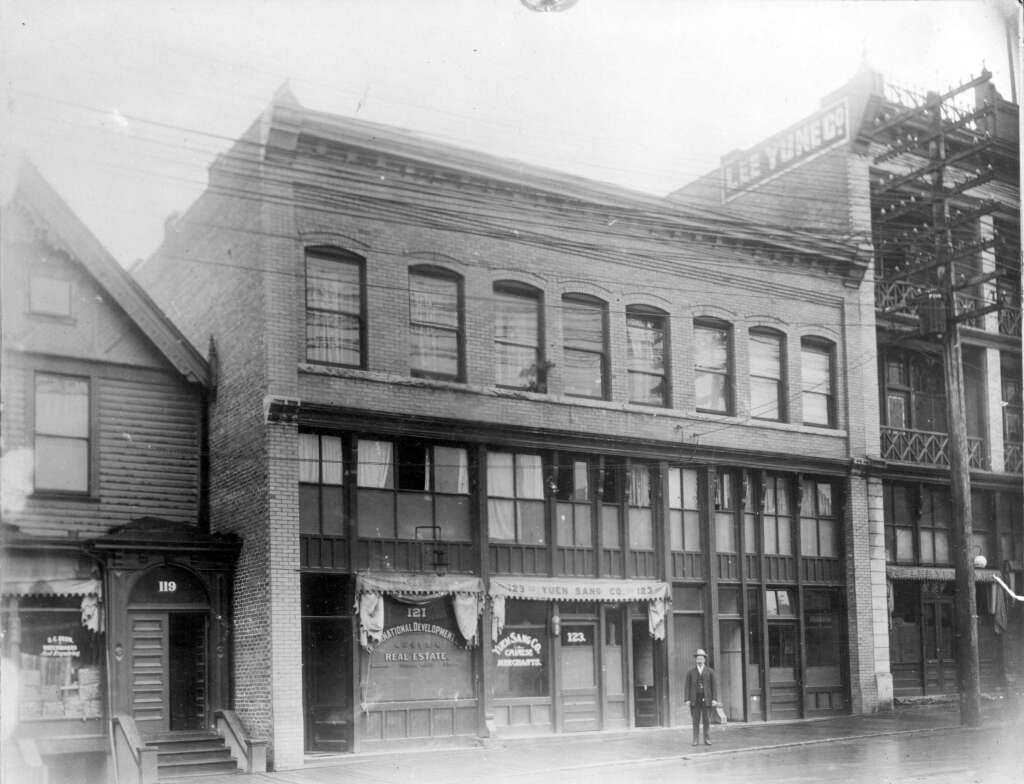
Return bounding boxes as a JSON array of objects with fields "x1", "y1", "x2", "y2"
[
  {"x1": 922, "y1": 598, "x2": 956, "y2": 694},
  {"x1": 766, "y1": 621, "x2": 800, "y2": 719},
  {"x1": 559, "y1": 620, "x2": 600, "y2": 732}
]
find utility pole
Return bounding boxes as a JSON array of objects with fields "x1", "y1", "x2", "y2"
[
  {"x1": 873, "y1": 73, "x2": 1001, "y2": 728},
  {"x1": 929, "y1": 92, "x2": 981, "y2": 727}
]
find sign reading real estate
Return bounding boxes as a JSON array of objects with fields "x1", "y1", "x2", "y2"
[{"x1": 721, "y1": 99, "x2": 849, "y2": 201}]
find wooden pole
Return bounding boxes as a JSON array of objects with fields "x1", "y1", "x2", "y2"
[{"x1": 932, "y1": 94, "x2": 982, "y2": 728}]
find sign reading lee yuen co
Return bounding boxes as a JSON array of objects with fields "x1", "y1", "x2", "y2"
[{"x1": 721, "y1": 99, "x2": 849, "y2": 201}]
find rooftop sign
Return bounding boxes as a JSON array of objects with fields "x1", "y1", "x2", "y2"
[{"x1": 721, "y1": 99, "x2": 849, "y2": 201}]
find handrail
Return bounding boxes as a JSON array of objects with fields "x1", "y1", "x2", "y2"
[
  {"x1": 110, "y1": 714, "x2": 157, "y2": 784},
  {"x1": 215, "y1": 710, "x2": 267, "y2": 773}
]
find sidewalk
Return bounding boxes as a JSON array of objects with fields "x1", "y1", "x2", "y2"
[{"x1": 170, "y1": 700, "x2": 1023, "y2": 784}]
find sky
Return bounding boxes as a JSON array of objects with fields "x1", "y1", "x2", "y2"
[{"x1": 2, "y1": 0, "x2": 1018, "y2": 266}]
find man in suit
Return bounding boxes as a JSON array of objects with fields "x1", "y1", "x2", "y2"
[{"x1": 683, "y1": 648, "x2": 718, "y2": 746}]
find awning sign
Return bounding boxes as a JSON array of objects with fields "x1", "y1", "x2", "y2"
[
  {"x1": 489, "y1": 576, "x2": 669, "y2": 603},
  {"x1": 721, "y1": 99, "x2": 849, "y2": 201}
]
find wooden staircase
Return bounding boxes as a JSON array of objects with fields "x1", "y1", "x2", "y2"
[{"x1": 148, "y1": 731, "x2": 238, "y2": 780}]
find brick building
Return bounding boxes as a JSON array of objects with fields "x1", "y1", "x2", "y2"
[
  {"x1": 134, "y1": 85, "x2": 887, "y2": 769},
  {"x1": 674, "y1": 67, "x2": 1023, "y2": 705},
  {"x1": 0, "y1": 162, "x2": 242, "y2": 783}
]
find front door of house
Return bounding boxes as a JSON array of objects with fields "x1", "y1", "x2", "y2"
[
  {"x1": 766, "y1": 621, "x2": 801, "y2": 720},
  {"x1": 922, "y1": 598, "x2": 956, "y2": 694},
  {"x1": 559, "y1": 620, "x2": 600, "y2": 732},
  {"x1": 127, "y1": 565, "x2": 211, "y2": 737}
]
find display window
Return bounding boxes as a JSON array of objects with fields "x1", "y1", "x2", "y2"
[
  {"x1": 491, "y1": 600, "x2": 549, "y2": 698},
  {"x1": 1, "y1": 595, "x2": 104, "y2": 721}
]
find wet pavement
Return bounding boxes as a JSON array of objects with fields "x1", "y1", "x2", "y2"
[{"x1": 166, "y1": 699, "x2": 1024, "y2": 784}]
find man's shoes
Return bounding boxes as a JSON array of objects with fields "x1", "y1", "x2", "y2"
[
  {"x1": 704, "y1": 739, "x2": 712, "y2": 746},
  {"x1": 691, "y1": 740, "x2": 699, "y2": 746}
]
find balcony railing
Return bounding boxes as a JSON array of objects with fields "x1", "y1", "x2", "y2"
[
  {"x1": 1005, "y1": 442, "x2": 1023, "y2": 474},
  {"x1": 881, "y1": 426, "x2": 987, "y2": 470},
  {"x1": 1000, "y1": 306, "x2": 1022, "y2": 337}
]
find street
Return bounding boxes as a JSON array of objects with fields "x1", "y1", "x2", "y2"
[{"x1": 481, "y1": 725, "x2": 1024, "y2": 784}]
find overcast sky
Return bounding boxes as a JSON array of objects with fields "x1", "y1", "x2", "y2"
[{"x1": 3, "y1": 0, "x2": 1017, "y2": 265}]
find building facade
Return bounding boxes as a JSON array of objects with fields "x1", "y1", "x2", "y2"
[
  {"x1": 674, "y1": 67, "x2": 1023, "y2": 705},
  {"x1": 0, "y1": 163, "x2": 238, "y2": 783},
  {"x1": 136, "y1": 88, "x2": 881, "y2": 769}
]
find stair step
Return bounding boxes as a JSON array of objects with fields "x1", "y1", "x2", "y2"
[
  {"x1": 154, "y1": 739, "x2": 227, "y2": 753},
  {"x1": 158, "y1": 759, "x2": 238, "y2": 779},
  {"x1": 159, "y1": 749, "x2": 233, "y2": 764}
]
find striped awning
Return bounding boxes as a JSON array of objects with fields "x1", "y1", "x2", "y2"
[{"x1": 1, "y1": 551, "x2": 101, "y2": 597}]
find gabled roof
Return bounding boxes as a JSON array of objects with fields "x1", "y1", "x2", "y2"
[{"x1": 7, "y1": 159, "x2": 210, "y2": 386}]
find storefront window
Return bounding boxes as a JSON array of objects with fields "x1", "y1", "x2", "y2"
[
  {"x1": 363, "y1": 595, "x2": 473, "y2": 702},
  {"x1": 2, "y1": 595, "x2": 104, "y2": 721},
  {"x1": 492, "y1": 601, "x2": 549, "y2": 698}
]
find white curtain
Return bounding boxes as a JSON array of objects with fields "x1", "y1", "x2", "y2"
[
  {"x1": 358, "y1": 592, "x2": 385, "y2": 649},
  {"x1": 321, "y1": 436, "x2": 343, "y2": 485},
  {"x1": 491, "y1": 594, "x2": 507, "y2": 639},
  {"x1": 357, "y1": 440, "x2": 393, "y2": 488},
  {"x1": 453, "y1": 594, "x2": 482, "y2": 647},
  {"x1": 434, "y1": 447, "x2": 468, "y2": 494},
  {"x1": 517, "y1": 454, "x2": 544, "y2": 499}
]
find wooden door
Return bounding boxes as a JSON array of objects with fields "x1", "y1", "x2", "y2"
[
  {"x1": 559, "y1": 621, "x2": 600, "y2": 732},
  {"x1": 130, "y1": 613, "x2": 169, "y2": 735},
  {"x1": 922, "y1": 599, "x2": 956, "y2": 694},
  {"x1": 766, "y1": 622, "x2": 801, "y2": 719},
  {"x1": 631, "y1": 619, "x2": 657, "y2": 727}
]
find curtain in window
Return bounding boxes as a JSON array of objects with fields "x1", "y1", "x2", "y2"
[
  {"x1": 357, "y1": 440, "x2": 393, "y2": 488},
  {"x1": 321, "y1": 436, "x2": 343, "y2": 485},
  {"x1": 516, "y1": 454, "x2": 544, "y2": 499},
  {"x1": 434, "y1": 447, "x2": 468, "y2": 494},
  {"x1": 410, "y1": 274, "x2": 459, "y2": 327},
  {"x1": 629, "y1": 465, "x2": 651, "y2": 507}
]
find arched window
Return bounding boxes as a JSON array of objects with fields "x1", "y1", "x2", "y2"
[
  {"x1": 694, "y1": 318, "x2": 733, "y2": 415},
  {"x1": 749, "y1": 328, "x2": 785, "y2": 421},
  {"x1": 801, "y1": 337, "x2": 836, "y2": 427},
  {"x1": 626, "y1": 306, "x2": 668, "y2": 407},
  {"x1": 562, "y1": 294, "x2": 608, "y2": 399},
  {"x1": 305, "y1": 247, "x2": 365, "y2": 367},
  {"x1": 409, "y1": 266, "x2": 463, "y2": 380},
  {"x1": 494, "y1": 282, "x2": 543, "y2": 390}
]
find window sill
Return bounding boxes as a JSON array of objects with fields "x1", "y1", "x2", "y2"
[{"x1": 30, "y1": 491, "x2": 100, "y2": 503}]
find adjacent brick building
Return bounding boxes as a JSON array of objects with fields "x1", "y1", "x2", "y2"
[
  {"x1": 136, "y1": 86, "x2": 885, "y2": 769},
  {"x1": 674, "y1": 66, "x2": 1023, "y2": 706}
]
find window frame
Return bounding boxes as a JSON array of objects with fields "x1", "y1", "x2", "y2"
[
  {"x1": 33, "y1": 371, "x2": 91, "y2": 495},
  {"x1": 493, "y1": 281, "x2": 544, "y2": 391},
  {"x1": 304, "y1": 246, "x2": 366, "y2": 368},
  {"x1": 409, "y1": 265, "x2": 464, "y2": 381},
  {"x1": 799, "y1": 477, "x2": 839, "y2": 558},
  {"x1": 562, "y1": 294, "x2": 608, "y2": 400},
  {"x1": 626, "y1": 305, "x2": 669, "y2": 407},
  {"x1": 694, "y1": 318, "x2": 733, "y2": 415},
  {"x1": 749, "y1": 328, "x2": 786, "y2": 422},
  {"x1": 801, "y1": 337, "x2": 836, "y2": 428},
  {"x1": 298, "y1": 432, "x2": 346, "y2": 536},
  {"x1": 487, "y1": 450, "x2": 547, "y2": 545}
]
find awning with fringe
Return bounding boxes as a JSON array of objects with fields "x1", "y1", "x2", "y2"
[{"x1": 1, "y1": 551, "x2": 101, "y2": 597}]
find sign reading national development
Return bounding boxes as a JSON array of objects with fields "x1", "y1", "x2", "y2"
[{"x1": 721, "y1": 99, "x2": 849, "y2": 201}]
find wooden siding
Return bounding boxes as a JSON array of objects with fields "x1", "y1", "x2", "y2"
[{"x1": 6, "y1": 368, "x2": 202, "y2": 538}]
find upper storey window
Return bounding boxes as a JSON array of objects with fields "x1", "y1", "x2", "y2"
[
  {"x1": 694, "y1": 319, "x2": 732, "y2": 415},
  {"x1": 410, "y1": 267, "x2": 463, "y2": 380},
  {"x1": 626, "y1": 306, "x2": 668, "y2": 407},
  {"x1": 34, "y1": 373, "x2": 89, "y2": 493},
  {"x1": 305, "y1": 248, "x2": 364, "y2": 367},
  {"x1": 494, "y1": 283, "x2": 543, "y2": 390},
  {"x1": 562, "y1": 295, "x2": 607, "y2": 399},
  {"x1": 801, "y1": 338, "x2": 836, "y2": 428},
  {"x1": 749, "y1": 329, "x2": 785, "y2": 421}
]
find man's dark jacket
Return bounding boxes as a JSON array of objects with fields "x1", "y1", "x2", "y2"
[{"x1": 683, "y1": 665, "x2": 718, "y2": 704}]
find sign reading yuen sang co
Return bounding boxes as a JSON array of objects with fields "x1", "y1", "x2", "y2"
[{"x1": 721, "y1": 99, "x2": 849, "y2": 201}]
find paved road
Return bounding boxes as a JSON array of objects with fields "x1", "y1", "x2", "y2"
[{"x1": 494, "y1": 724, "x2": 1024, "y2": 784}]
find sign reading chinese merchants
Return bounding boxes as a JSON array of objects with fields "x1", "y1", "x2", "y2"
[
  {"x1": 493, "y1": 631, "x2": 543, "y2": 668},
  {"x1": 721, "y1": 99, "x2": 849, "y2": 201}
]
